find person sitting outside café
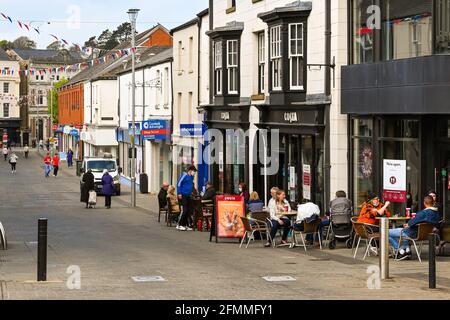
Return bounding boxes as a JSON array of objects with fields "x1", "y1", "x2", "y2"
[
  {"x1": 357, "y1": 193, "x2": 391, "y2": 233},
  {"x1": 238, "y1": 183, "x2": 250, "y2": 204},
  {"x1": 267, "y1": 187, "x2": 279, "y2": 217},
  {"x1": 167, "y1": 186, "x2": 181, "y2": 213},
  {"x1": 202, "y1": 182, "x2": 216, "y2": 202},
  {"x1": 265, "y1": 189, "x2": 292, "y2": 247},
  {"x1": 247, "y1": 191, "x2": 264, "y2": 214},
  {"x1": 293, "y1": 202, "x2": 321, "y2": 245},
  {"x1": 158, "y1": 183, "x2": 169, "y2": 210},
  {"x1": 389, "y1": 196, "x2": 441, "y2": 261}
]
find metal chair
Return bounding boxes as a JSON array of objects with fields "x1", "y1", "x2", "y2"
[
  {"x1": 239, "y1": 216, "x2": 272, "y2": 248},
  {"x1": 396, "y1": 223, "x2": 435, "y2": 263},
  {"x1": 352, "y1": 221, "x2": 380, "y2": 260},
  {"x1": 291, "y1": 219, "x2": 323, "y2": 251},
  {"x1": 158, "y1": 205, "x2": 168, "y2": 223}
]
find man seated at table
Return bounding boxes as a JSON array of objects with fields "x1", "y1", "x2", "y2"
[
  {"x1": 293, "y1": 202, "x2": 321, "y2": 245},
  {"x1": 357, "y1": 193, "x2": 391, "y2": 232},
  {"x1": 389, "y1": 196, "x2": 441, "y2": 261},
  {"x1": 202, "y1": 182, "x2": 217, "y2": 202}
]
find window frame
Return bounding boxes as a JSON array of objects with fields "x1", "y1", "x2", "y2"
[
  {"x1": 288, "y1": 23, "x2": 305, "y2": 90},
  {"x1": 3, "y1": 103, "x2": 10, "y2": 118},
  {"x1": 258, "y1": 32, "x2": 266, "y2": 94},
  {"x1": 270, "y1": 25, "x2": 282, "y2": 91},
  {"x1": 3, "y1": 82, "x2": 10, "y2": 94},
  {"x1": 214, "y1": 41, "x2": 223, "y2": 95},
  {"x1": 227, "y1": 39, "x2": 239, "y2": 95}
]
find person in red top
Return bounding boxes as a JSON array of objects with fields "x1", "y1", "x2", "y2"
[
  {"x1": 52, "y1": 154, "x2": 60, "y2": 177},
  {"x1": 44, "y1": 153, "x2": 52, "y2": 178},
  {"x1": 357, "y1": 193, "x2": 391, "y2": 232}
]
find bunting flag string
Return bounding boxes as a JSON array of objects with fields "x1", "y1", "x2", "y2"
[{"x1": 0, "y1": 49, "x2": 131, "y2": 76}]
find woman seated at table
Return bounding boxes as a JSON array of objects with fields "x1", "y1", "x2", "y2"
[
  {"x1": 167, "y1": 186, "x2": 180, "y2": 213},
  {"x1": 247, "y1": 191, "x2": 264, "y2": 213},
  {"x1": 265, "y1": 190, "x2": 292, "y2": 247},
  {"x1": 357, "y1": 193, "x2": 391, "y2": 232}
]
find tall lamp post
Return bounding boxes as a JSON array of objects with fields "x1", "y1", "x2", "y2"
[{"x1": 128, "y1": 8, "x2": 140, "y2": 207}]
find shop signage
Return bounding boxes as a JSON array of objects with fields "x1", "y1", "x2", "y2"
[
  {"x1": 383, "y1": 159, "x2": 407, "y2": 203},
  {"x1": 2, "y1": 134, "x2": 7, "y2": 143},
  {"x1": 303, "y1": 165, "x2": 311, "y2": 201},
  {"x1": 142, "y1": 120, "x2": 168, "y2": 140},
  {"x1": 220, "y1": 112, "x2": 230, "y2": 121},
  {"x1": 284, "y1": 112, "x2": 299, "y2": 123},
  {"x1": 180, "y1": 124, "x2": 206, "y2": 137},
  {"x1": 69, "y1": 129, "x2": 79, "y2": 137},
  {"x1": 215, "y1": 195, "x2": 245, "y2": 240},
  {"x1": 128, "y1": 122, "x2": 141, "y2": 136}
]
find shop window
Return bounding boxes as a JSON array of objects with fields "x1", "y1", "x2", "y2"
[
  {"x1": 289, "y1": 23, "x2": 304, "y2": 90},
  {"x1": 436, "y1": 0, "x2": 450, "y2": 54},
  {"x1": 214, "y1": 41, "x2": 223, "y2": 95},
  {"x1": 382, "y1": 0, "x2": 432, "y2": 60},
  {"x1": 258, "y1": 32, "x2": 266, "y2": 94},
  {"x1": 352, "y1": 0, "x2": 375, "y2": 64},
  {"x1": 3, "y1": 82, "x2": 9, "y2": 94},
  {"x1": 227, "y1": 40, "x2": 238, "y2": 94},
  {"x1": 3, "y1": 103, "x2": 10, "y2": 118},
  {"x1": 380, "y1": 119, "x2": 419, "y2": 139},
  {"x1": 270, "y1": 25, "x2": 282, "y2": 91}
]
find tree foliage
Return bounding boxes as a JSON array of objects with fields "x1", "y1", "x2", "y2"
[
  {"x1": 83, "y1": 22, "x2": 136, "y2": 51},
  {"x1": 12, "y1": 36, "x2": 37, "y2": 49},
  {"x1": 48, "y1": 78, "x2": 69, "y2": 123}
]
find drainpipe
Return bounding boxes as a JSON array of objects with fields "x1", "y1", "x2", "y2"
[
  {"x1": 324, "y1": 0, "x2": 332, "y2": 212},
  {"x1": 209, "y1": 0, "x2": 214, "y2": 105}
]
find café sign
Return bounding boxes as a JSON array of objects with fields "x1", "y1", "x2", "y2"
[
  {"x1": 284, "y1": 112, "x2": 298, "y2": 123},
  {"x1": 220, "y1": 112, "x2": 230, "y2": 121},
  {"x1": 383, "y1": 159, "x2": 407, "y2": 203}
]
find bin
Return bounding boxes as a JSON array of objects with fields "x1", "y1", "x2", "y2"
[
  {"x1": 76, "y1": 160, "x2": 83, "y2": 177},
  {"x1": 140, "y1": 173, "x2": 149, "y2": 194}
]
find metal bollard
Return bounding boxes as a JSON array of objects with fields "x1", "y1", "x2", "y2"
[
  {"x1": 37, "y1": 218, "x2": 48, "y2": 282},
  {"x1": 379, "y1": 218, "x2": 389, "y2": 280},
  {"x1": 429, "y1": 233, "x2": 436, "y2": 289}
]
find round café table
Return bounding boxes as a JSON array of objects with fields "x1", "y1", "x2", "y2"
[{"x1": 376, "y1": 216, "x2": 411, "y2": 229}]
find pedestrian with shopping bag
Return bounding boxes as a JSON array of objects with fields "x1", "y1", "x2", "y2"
[{"x1": 81, "y1": 169, "x2": 95, "y2": 209}]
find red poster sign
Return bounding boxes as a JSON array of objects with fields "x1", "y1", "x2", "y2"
[
  {"x1": 215, "y1": 195, "x2": 246, "y2": 239},
  {"x1": 383, "y1": 190, "x2": 407, "y2": 203}
]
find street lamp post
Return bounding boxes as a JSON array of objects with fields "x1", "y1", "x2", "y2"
[{"x1": 128, "y1": 8, "x2": 140, "y2": 207}]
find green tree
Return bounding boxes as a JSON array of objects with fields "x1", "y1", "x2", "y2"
[
  {"x1": 0, "y1": 40, "x2": 14, "y2": 50},
  {"x1": 48, "y1": 78, "x2": 69, "y2": 123},
  {"x1": 112, "y1": 22, "x2": 133, "y2": 42},
  {"x1": 84, "y1": 36, "x2": 97, "y2": 48},
  {"x1": 12, "y1": 36, "x2": 37, "y2": 49},
  {"x1": 97, "y1": 29, "x2": 112, "y2": 49}
]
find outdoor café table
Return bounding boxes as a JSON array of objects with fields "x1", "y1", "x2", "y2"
[{"x1": 376, "y1": 216, "x2": 411, "y2": 229}]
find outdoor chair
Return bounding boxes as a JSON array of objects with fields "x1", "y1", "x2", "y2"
[
  {"x1": 291, "y1": 219, "x2": 322, "y2": 251},
  {"x1": 352, "y1": 221, "x2": 380, "y2": 260},
  {"x1": 166, "y1": 198, "x2": 181, "y2": 228},
  {"x1": 396, "y1": 223, "x2": 435, "y2": 263},
  {"x1": 158, "y1": 203, "x2": 168, "y2": 223},
  {"x1": 239, "y1": 216, "x2": 272, "y2": 248}
]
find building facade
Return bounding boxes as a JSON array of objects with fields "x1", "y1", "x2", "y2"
[
  {"x1": 205, "y1": 0, "x2": 348, "y2": 209},
  {"x1": 342, "y1": 0, "x2": 450, "y2": 226},
  {"x1": 117, "y1": 47, "x2": 173, "y2": 193},
  {"x1": 0, "y1": 49, "x2": 21, "y2": 146},
  {"x1": 171, "y1": 9, "x2": 210, "y2": 192},
  {"x1": 8, "y1": 49, "x2": 84, "y2": 147}
]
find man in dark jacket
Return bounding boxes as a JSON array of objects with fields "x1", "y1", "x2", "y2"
[
  {"x1": 389, "y1": 196, "x2": 441, "y2": 260},
  {"x1": 202, "y1": 182, "x2": 216, "y2": 202},
  {"x1": 102, "y1": 170, "x2": 114, "y2": 209},
  {"x1": 176, "y1": 165, "x2": 197, "y2": 231},
  {"x1": 81, "y1": 169, "x2": 95, "y2": 209},
  {"x1": 158, "y1": 183, "x2": 169, "y2": 209}
]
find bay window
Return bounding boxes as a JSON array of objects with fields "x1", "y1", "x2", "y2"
[
  {"x1": 214, "y1": 41, "x2": 223, "y2": 95},
  {"x1": 227, "y1": 40, "x2": 238, "y2": 94},
  {"x1": 270, "y1": 25, "x2": 282, "y2": 91},
  {"x1": 289, "y1": 23, "x2": 304, "y2": 90}
]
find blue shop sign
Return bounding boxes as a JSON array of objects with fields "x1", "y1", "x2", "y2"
[
  {"x1": 180, "y1": 124, "x2": 206, "y2": 137},
  {"x1": 142, "y1": 120, "x2": 169, "y2": 140},
  {"x1": 128, "y1": 122, "x2": 141, "y2": 136},
  {"x1": 70, "y1": 129, "x2": 79, "y2": 137}
]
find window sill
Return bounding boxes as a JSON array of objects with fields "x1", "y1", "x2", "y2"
[{"x1": 226, "y1": 6, "x2": 236, "y2": 14}]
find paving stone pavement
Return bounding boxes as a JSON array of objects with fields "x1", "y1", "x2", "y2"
[{"x1": 0, "y1": 150, "x2": 450, "y2": 300}]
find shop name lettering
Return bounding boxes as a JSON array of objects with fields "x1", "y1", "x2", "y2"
[
  {"x1": 284, "y1": 112, "x2": 298, "y2": 123},
  {"x1": 220, "y1": 112, "x2": 230, "y2": 121},
  {"x1": 175, "y1": 304, "x2": 272, "y2": 317},
  {"x1": 386, "y1": 162, "x2": 401, "y2": 167}
]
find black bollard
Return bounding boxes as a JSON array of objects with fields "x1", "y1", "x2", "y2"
[
  {"x1": 429, "y1": 233, "x2": 436, "y2": 289},
  {"x1": 37, "y1": 218, "x2": 48, "y2": 282}
]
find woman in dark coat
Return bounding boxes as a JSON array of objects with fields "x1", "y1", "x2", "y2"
[
  {"x1": 102, "y1": 170, "x2": 114, "y2": 209},
  {"x1": 81, "y1": 169, "x2": 95, "y2": 208}
]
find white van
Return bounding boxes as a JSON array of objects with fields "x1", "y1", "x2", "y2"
[{"x1": 79, "y1": 155, "x2": 122, "y2": 196}]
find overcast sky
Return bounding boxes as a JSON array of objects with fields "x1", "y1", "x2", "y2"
[{"x1": 0, "y1": 0, "x2": 208, "y2": 49}]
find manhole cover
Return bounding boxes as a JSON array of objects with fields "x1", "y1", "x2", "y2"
[
  {"x1": 262, "y1": 276, "x2": 296, "y2": 282},
  {"x1": 132, "y1": 276, "x2": 166, "y2": 283}
]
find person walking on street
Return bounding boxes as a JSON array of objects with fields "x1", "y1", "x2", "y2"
[
  {"x1": 9, "y1": 152, "x2": 18, "y2": 173},
  {"x1": 24, "y1": 145, "x2": 29, "y2": 159},
  {"x1": 44, "y1": 153, "x2": 52, "y2": 178},
  {"x1": 67, "y1": 149, "x2": 74, "y2": 167},
  {"x1": 52, "y1": 153, "x2": 60, "y2": 177},
  {"x1": 39, "y1": 140, "x2": 44, "y2": 151},
  {"x1": 176, "y1": 165, "x2": 197, "y2": 231},
  {"x1": 3, "y1": 146, "x2": 8, "y2": 161},
  {"x1": 81, "y1": 169, "x2": 95, "y2": 209},
  {"x1": 101, "y1": 169, "x2": 114, "y2": 209}
]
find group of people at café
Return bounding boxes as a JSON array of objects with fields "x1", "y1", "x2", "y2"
[{"x1": 357, "y1": 190, "x2": 442, "y2": 261}]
